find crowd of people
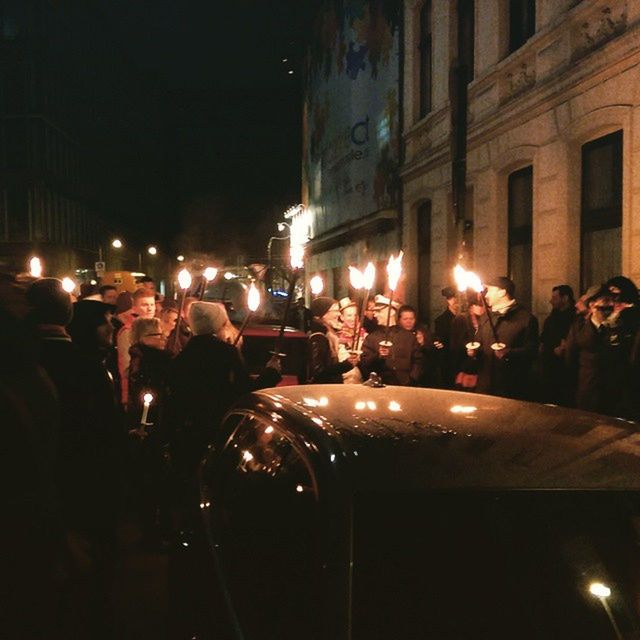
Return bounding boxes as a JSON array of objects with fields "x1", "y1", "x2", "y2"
[
  {"x1": 3, "y1": 268, "x2": 640, "y2": 637},
  {"x1": 306, "y1": 274, "x2": 640, "y2": 421}
]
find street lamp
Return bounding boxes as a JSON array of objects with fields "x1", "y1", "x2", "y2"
[
  {"x1": 112, "y1": 239, "x2": 123, "y2": 249},
  {"x1": 589, "y1": 582, "x2": 622, "y2": 640},
  {"x1": 177, "y1": 255, "x2": 185, "y2": 262},
  {"x1": 277, "y1": 221, "x2": 291, "y2": 233},
  {"x1": 148, "y1": 246, "x2": 158, "y2": 256}
]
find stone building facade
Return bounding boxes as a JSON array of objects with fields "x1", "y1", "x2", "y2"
[{"x1": 402, "y1": 0, "x2": 640, "y2": 323}]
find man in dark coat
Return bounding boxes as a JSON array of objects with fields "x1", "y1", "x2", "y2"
[
  {"x1": 433, "y1": 286, "x2": 459, "y2": 388},
  {"x1": 360, "y1": 295, "x2": 423, "y2": 386},
  {"x1": 540, "y1": 284, "x2": 576, "y2": 405},
  {"x1": 475, "y1": 277, "x2": 539, "y2": 400}
]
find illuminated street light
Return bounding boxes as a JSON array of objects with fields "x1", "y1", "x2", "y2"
[
  {"x1": 589, "y1": 582, "x2": 622, "y2": 640},
  {"x1": 111, "y1": 239, "x2": 123, "y2": 249},
  {"x1": 177, "y1": 255, "x2": 185, "y2": 262},
  {"x1": 148, "y1": 246, "x2": 158, "y2": 256},
  {"x1": 589, "y1": 583, "x2": 612, "y2": 598},
  {"x1": 277, "y1": 222, "x2": 291, "y2": 233}
]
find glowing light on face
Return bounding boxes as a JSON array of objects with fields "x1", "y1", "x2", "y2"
[
  {"x1": 61, "y1": 277, "x2": 76, "y2": 293},
  {"x1": 178, "y1": 268, "x2": 192, "y2": 290},
  {"x1": 29, "y1": 256, "x2": 43, "y2": 278},
  {"x1": 143, "y1": 393, "x2": 154, "y2": 406},
  {"x1": 349, "y1": 266, "x2": 365, "y2": 290},
  {"x1": 247, "y1": 282, "x2": 260, "y2": 312},
  {"x1": 589, "y1": 583, "x2": 611, "y2": 598},
  {"x1": 386, "y1": 251, "x2": 404, "y2": 292},
  {"x1": 450, "y1": 405, "x2": 477, "y2": 414},
  {"x1": 204, "y1": 267, "x2": 217, "y2": 281},
  {"x1": 310, "y1": 275, "x2": 324, "y2": 296}
]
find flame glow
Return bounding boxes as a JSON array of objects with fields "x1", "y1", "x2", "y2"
[
  {"x1": 310, "y1": 275, "x2": 324, "y2": 296},
  {"x1": 61, "y1": 277, "x2": 76, "y2": 293},
  {"x1": 204, "y1": 267, "x2": 218, "y2": 281},
  {"x1": 363, "y1": 262, "x2": 376, "y2": 290},
  {"x1": 453, "y1": 265, "x2": 484, "y2": 293},
  {"x1": 349, "y1": 266, "x2": 364, "y2": 290},
  {"x1": 247, "y1": 282, "x2": 260, "y2": 312},
  {"x1": 386, "y1": 251, "x2": 403, "y2": 292},
  {"x1": 178, "y1": 268, "x2": 192, "y2": 290},
  {"x1": 143, "y1": 392, "x2": 154, "y2": 406},
  {"x1": 290, "y1": 244, "x2": 304, "y2": 270},
  {"x1": 29, "y1": 256, "x2": 43, "y2": 278}
]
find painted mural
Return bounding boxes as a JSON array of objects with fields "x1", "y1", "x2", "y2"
[{"x1": 303, "y1": 0, "x2": 401, "y2": 239}]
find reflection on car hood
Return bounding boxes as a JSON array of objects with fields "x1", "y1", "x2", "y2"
[{"x1": 254, "y1": 385, "x2": 640, "y2": 490}]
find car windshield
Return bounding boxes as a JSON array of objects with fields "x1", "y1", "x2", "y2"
[{"x1": 352, "y1": 490, "x2": 640, "y2": 640}]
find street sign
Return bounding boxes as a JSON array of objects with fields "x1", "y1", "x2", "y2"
[{"x1": 95, "y1": 261, "x2": 106, "y2": 277}]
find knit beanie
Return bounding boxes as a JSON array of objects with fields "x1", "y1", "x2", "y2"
[
  {"x1": 310, "y1": 296, "x2": 336, "y2": 319},
  {"x1": 26, "y1": 278, "x2": 73, "y2": 326},
  {"x1": 189, "y1": 301, "x2": 228, "y2": 336}
]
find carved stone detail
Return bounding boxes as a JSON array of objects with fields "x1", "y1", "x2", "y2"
[
  {"x1": 506, "y1": 62, "x2": 536, "y2": 97},
  {"x1": 575, "y1": 4, "x2": 627, "y2": 58}
]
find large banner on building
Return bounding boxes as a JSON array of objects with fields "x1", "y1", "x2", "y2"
[{"x1": 303, "y1": 0, "x2": 401, "y2": 239}]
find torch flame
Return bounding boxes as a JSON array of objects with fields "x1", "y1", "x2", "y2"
[
  {"x1": 363, "y1": 262, "x2": 376, "y2": 290},
  {"x1": 310, "y1": 275, "x2": 324, "y2": 296},
  {"x1": 61, "y1": 277, "x2": 76, "y2": 294},
  {"x1": 349, "y1": 266, "x2": 364, "y2": 290},
  {"x1": 386, "y1": 251, "x2": 403, "y2": 292},
  {"x1": 29, "y1": 256, "x2": 43, "y2": 278},
  {"x1": 247, "y1": 281, "x2": 260, "y2": 312},
  {"x1": 178, "y1": 268, "x2": 192, "y2": 290},
  {"x1": 203, "y1": 267, "x2": 217, "y2": 281},
  {"x1": 453, "y1": 264, "x2": 484, "y2": 293},
  {"x1": 143, "y1": 392, "x2": 154, "y2": 406}
]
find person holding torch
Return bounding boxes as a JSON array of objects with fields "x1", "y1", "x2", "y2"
[{"x1": 476, "y1": 276, "x2": 539, "y2": 399}]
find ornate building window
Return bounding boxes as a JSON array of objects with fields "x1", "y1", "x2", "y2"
[
  {"x1": 509, "y1": 0, "x2": 536, "y2": 54},
  {"x1": 418, "y1": 1, "x2": 432, "y2": 118},
  {"x1": 508, "y1": 166, "x2": 533, "y2": 309},
  {"x1": 581, "y1": 130, "x2": 622, "y2": 289}
]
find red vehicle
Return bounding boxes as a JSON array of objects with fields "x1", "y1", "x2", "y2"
[{"x1": 240, "y1": 323, "x2": 307, "y2": 386}]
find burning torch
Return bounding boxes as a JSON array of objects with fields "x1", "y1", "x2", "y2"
[
  {"x1": 29, "y1": 256, "x2": 43, "y2": 279},
  {"x1": 310, "y1": 275, "x2": 324, "y2": 298},
  {"x1": 382, "y1": 252, "x2": 403, "y2": 346},
  {"x1": 199, "y1": 266, "x2": 218, "y2": 300},
  {"x1": 234, "y1": 281, "x2": 261, "y2": 346},
  {"x1": 173, "y1": 267, "x2": 192, "y2": 352}
]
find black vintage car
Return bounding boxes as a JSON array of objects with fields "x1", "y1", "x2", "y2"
[{"x1": 199, "y1": 385, "x2": 640, "y2": 640}]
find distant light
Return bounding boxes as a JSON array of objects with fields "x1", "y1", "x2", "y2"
[
  {"x1": 264, "y1": 426, "x2": 274, "y2": 434},
  {"x1": 310, "y1": 275, "x2": 324, "y2": 296},
  {"x1": 288, "y1": 70, "x2": 294, "y2": 75},
  {"x1": 282, "y1": 58, "x2": 288, "y2": 62},
  {"x1": 589, "y1": 582, "x2": 612, "y2": 598},
  {"x1": 90, "y1": 279, "x2": 97, "y2": 285},
  {"x1": 177, "y1": 255, "x2": 185, "y2": 262},
  {"x1": 61, "y1": 277, "x2": 76, "y2": 293},
  {"x1": 242, "y1": 450, "x2": 254, "y2": 462},
  {"x1": 312, "y1": 417, "x2": 323, "y2": 426},
  {"x1": 111, "y1": 239, "x2": 123, "y2": 249},
  {"x1": 224, "y1": 272, "x2": 235, "y2": 280},
  {"x1": 143, "y1": 392, "x2": 154, "y2": 406},
  {"x1": 296, "y1": 485, "x2": 304, "y2": 493},
  {"x1": 29, "y1": 256, "x2": 43, "y2": 278},
  {"x1": 148, "y1": 246, "x2": 157, "y2": 256},
  {"x1": 330, "y1": 454, "x2": 336, "y2": 462},
  {"x1": 389, "y1": 401, "x2": 401, "y2": 412}
]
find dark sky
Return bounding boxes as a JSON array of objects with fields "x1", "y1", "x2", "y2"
[{"x1": 83, "y1": 1, "x2": 312, "y2": 261}]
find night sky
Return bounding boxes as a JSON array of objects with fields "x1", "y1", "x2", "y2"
[{"x1": 74, "y1": 1, "x2": 313, "y2": 261}]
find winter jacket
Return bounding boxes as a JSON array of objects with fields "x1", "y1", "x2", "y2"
[{"x1": 307, "y1": 320, "x2": 353, "y2": 383}]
